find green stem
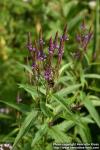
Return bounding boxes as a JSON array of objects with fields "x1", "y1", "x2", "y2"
[{"x1": 93, "y1": 0, "x2": 99, "y2": 55}]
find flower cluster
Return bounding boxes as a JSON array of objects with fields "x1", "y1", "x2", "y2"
[
  {"x1": 26, "y1": 25, "x2": 68, "y2": 87},
  {"x1": 26, "y1": 21, "x2": 92, "y2": 87},
  {"x1": 74, "y1": 20, "x2": 93, "y2": 59}
]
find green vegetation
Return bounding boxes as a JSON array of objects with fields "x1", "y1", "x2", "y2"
[{"x1": 0, "y1": 0, "x2": 100, "y2": 150}]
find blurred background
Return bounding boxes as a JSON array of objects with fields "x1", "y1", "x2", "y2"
[{"x1": 0, "y1": 0, "x2": 99, "y2": 144}]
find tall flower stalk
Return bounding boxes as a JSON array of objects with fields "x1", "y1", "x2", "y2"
[{"x1": 26, "y1": 21, "x2": 92, "y2": 96}]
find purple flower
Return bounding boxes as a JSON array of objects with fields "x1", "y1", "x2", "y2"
[
  {"x1": 27, "y1": 32, "x2": 33, "y2": 51},
  {"x1": 76, "y1": 23, "x2": 93, "y2": 52},
  {"x1": 36, "y1": 29, "x2": 46, "y2": 61},
  {"x1": 48, "y1": 37, "x2": 54, "y2": 54},
  {"x1": 73, "y1": 50, "x2": 81, "y2": 59},
  {"x1": 37, "y1": 50, "x2": 46, "y2": 61},
  {"x1": 39, "y1": 29, "x2": 45, "y2": 46},
  {"x1": 58, "y1": 38, "x2": 64, "y2": 63},
  {"x1": 76, "y1": 34, "x2": 81, "y2": 42},
  {"x1": 82, "y1": 32, "x2": 93, "y2": 51},
  {"x1": 81, "y1": 19, "x2": 86, "y2": 30},
  {"x1": 32, "y1": 62, "x2": 36, "y2": 69},
  {"x1": 44, "y1": 67, "x2": 52, "y2": 80},
  {"x1": 53, "y1": 32, "x2": 59, "y2": 49},
  {"x1": 27, "y1": 44, "x2": 33, "y2": 51},
  {"x1": 32, "y1": 47, "x2": 36, "y2": 51},
  {"x1": 61, "y1": 25, "x2": 69, "y2": 41}
]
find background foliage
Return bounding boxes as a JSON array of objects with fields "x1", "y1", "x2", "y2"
[{"x1": 0, "y1": 0, "x2": 100, "y2": 150}]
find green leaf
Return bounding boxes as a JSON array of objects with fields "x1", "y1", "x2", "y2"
[
  {"x1": 88, "y1": 86, "x2": 100, "y2": 92},
  {"x1": 68, "y1": 10, "x2": 87, "y2": 30},
  {"x1": 84, "y1": 74, "x2": 100, "y2": 79},
  {"x1": 13, "y1": 110, "x2": 37, "y2": 149},
  {"x1": 62, "y1": 1, "x2": 78, "y2": 17},
  {"x1": 55, "y1": 84, "x2": 81, "y2": 97},
  {"x1": 54, "y1": 120, "x2": 75, "y2": 132},
  {"x1": 76, "y1": 123, "x2": 92, "y2": 145},
  {"x1": 40, "y1": 100, "x2": 53, "y2": 118},
  {"x1": 59, "y1": 62, "x2": 72, "y2": 75},
  {"x1": 0, "y1": 100, "x2": 30, "y2": 114},
  {"x1": 0, "y1": 113, "x2": 12, "y2": 119},
  {"x1": 39, "y1": 87, "x2": 46, "y2": 95},
  {"x1": 31, "y1": 123, "x2": 48, "y2": 147},
  {"x1": 88, "y1": 95, "x2": 99, "y2": 100},
  {"x1": 52, "y1": 95, "x2": 72, "y2": 115},
  {"x1": 81, "y1": 116, "x2": 94, "y2": 124},
  {"x1": 18, "y1": 84, "x2": 38, "y2": 100},
  {"x1": 48, "y1": 126, "x2": 72, "y2": 143},
  {"x1": 80, "y1": 93, "x2": 100, "y2": 127},
  {"x1": 17, "y1": 62, "x2": 33, "y2": 74},
  {"x1": 57, "y1": 76, "x2": 73, "y2": 84},
  {"x1": 92, "y1": 100, "x2": 100, "y2": 107}
]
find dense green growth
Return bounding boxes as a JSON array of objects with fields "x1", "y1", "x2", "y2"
[{"x1": 0, "y1": 0, "x2": 100, "y2": 150}]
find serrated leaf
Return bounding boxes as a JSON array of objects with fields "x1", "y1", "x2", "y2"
[
  {"x1": 13, "y1": 110, "x2": 37, "y2": 149},
  {"x1": 31, "y1": 123, "x2": 48, "y2": 147},
  {"x1": 76, "y1": 123, "x2": 92, "y2": 145},
  {"x1": 52, "y1": 95, "x2": 72, "y2": 115},
  {"x1": 40, "y1": 100, "x2": 53, "y2": 118},
  {"x1": 48, "y1": 126, "x2": 72, "y2": 143},
  {"x1": 55, "y1": 84, "x2": 81, "y2": 97},
  {"x1": 80, "y1": 93, "x2": 100, "y2": 127},
  {"x1": 54, "y1": 120, "x2": 75, "y2": 132}
]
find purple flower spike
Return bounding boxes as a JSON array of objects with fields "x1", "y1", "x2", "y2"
[
  {"x1": 76, "y1": 34, "x2": 81, "y2": 42},
  {"x1": 53, "y1": 32, "x2": 59, "y2": 49},
  {"x1": 44, "y1": 67, "x2": 52, "y2": 80},
  {"x1": 39, "y1": 39, "x2": 44, "y2": 45},
  {"x1": 49, "y1": 37, "x2": 54, "y2": 54},
  {"x1": 81, "y1": 27, "x2": 93, "y2": 51},
  {"x1": 58, "y1": 38, "x2": 64, "y2": 63},
  {"x1": 38, "y1": 51, "x2": 46, "y2": 61},
  {"x1": 27, "y1": 32, "x2": 33, "y2": 51},
  {"x1": 27, "y1": 44, "x2": 33, "y2": 51},
  {"x1": 39, "y1": 29, "x2": 45, "y2": 46},
  {"x1": 62, "y1": 25, "x2": 69, "y2": 41},
  {"x1": 37, "y1": 29, "x2": 46, "y2": 61},
  {"x1": 73, "y1": 50, "x2": 81, "y2": 59},
  {"x1": 32, "y1": 62, "x2": 36, "y2": 69},
  {"x1": 32, "y1": 47, "x2": 36, "y2": 51},
  {"x1": 81, "y1": 19, "x2": 86, "y2": 30}
]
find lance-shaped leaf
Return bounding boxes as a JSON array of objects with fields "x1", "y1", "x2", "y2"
[
  {"x1": 0, "y1": 100, "x2": 30, "y2": 114},
  {"x1": 31, "y1": 123, "x2": 48, "y2": 147},
  {"x1": 12, "y1": 110, "x2": 37, "y2": 149},
  {"x1": 55, "y1": 84, "x2": 81, "y2": 97},
  {"x1": 80, "y1": 92, "x2": 100, "y2": 128},
  {"x1": 18, "y1": 84, "x2": 38, "y2": 100}
]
